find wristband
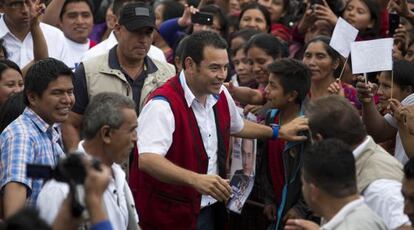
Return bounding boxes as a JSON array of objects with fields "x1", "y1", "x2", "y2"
[{"x1": 271, "y1": 124, "x2": 280, "y2": 140}]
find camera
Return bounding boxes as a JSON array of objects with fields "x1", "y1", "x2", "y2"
[
  {"x1": 27, "y1": 152, "x2": 100, "y2": 184},
  {"x1": 27, "y1": 153, "x2": 101, "y2": 218}
]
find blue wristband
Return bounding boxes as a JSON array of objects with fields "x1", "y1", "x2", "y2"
[{"x1": 271, "y1": 124, "x2": 280, "y2": 140}]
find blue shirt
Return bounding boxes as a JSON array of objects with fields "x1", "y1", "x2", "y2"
[{"x1": 0, "y1": 107, "x2": 65, "y2": 207}]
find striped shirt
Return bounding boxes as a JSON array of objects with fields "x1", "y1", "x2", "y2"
[{"x1": 0, "y1": 107, "x2": 65, "y2": 207}]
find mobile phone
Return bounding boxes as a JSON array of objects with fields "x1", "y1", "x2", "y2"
[
  {"x1": 389, "y1": 13, "x2": 400, "y2": 37},
  {"x1": 191, "y1": 12, "x2": 214, "y2": 26},
  {"x1": 310, "y1": 0, "x2": 323, "y2": 5}
]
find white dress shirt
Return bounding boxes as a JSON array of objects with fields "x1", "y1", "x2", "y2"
[
  {"x1": 353, "y1": 136, "x2": 410, "y2": 229},
  {"x1": 82, "y1": 31, "x2": 166, "y2": 62},
  {"x1": 138, "y1": 71, "x2": 244, "y2": 208},
  {"x1": 0, "y1": 16, "x2": 68, "y2": 68},
  {"x1": 36, "y1": 141, "x2": 139, "y2": 229}
]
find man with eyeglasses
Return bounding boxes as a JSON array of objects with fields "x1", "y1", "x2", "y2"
[{"x1": 0, "y1": 0, "x2": 69, "y2": 68}]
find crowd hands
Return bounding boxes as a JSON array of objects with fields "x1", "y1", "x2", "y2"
[{"x1": 0, "y1": 0, "x2": 414, "y2": 229}]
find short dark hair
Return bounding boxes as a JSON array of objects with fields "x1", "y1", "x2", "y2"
[
  {"x1": 405, "y1": 158, "x2": 414, "y2": 180},
  {"x1": 382, "y1": 60, "x2": 414, "y2": 92},
  {"x1": 303, "y1": 138, "x2": 357, "y2": 198},
  {"x1": 238, "y1": 2, "x2": 271, "y2": 33},
  {"x1": 267, "y1": 58, "x2": 311, "y2": 104},
  {"x1": 229, "y1": 28, "x2": 260, "y2": 51},
  {"x1": 82, "y1": 92, "x2": 136, "y2": 139},
  {"x1": 245, "y1": 33, "x2": 283, "y2": 60},
  {"x1": 182, "y1": 31, "x2": 227, "y2": 69},
  {"x1": 305, "y1": 95, "x2": 367, "y2": 146},
  {"x1": 24, "y1": 58, "x2": 73, "y2": 106},
  {"x1": 59, "y1": 0, "x2": 94, "y2": 20},
  {"x1": 154, "y1": 0, "x2": 184, "y2": 22},
  {"x1": 0, "y1": 208, "x2": 52, "y2": 230}
]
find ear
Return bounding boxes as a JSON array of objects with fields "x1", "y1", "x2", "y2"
[
  {"x1": 100, "y1": 125, "x2": 112, "y2": 144},
  {"x1": 332, "y1": 58, "x2": 340, "y2": 71},
  {"x1": 113, "y1": 23, "x2": 121, "y2": 35},
  {"x1": 287, "y1": 90, "x2": 299, "y2": 103},
  {"x1": 309, "y1": 183, "x2": 320, "y2": 202},
  {"x1": 404, "y1": 85, "x2": 413, "y2": 95},
  {"x1": 314, "y1": 133, "x2": 324, "y2": 142},
  {"x1": 26, "y1": 91, "x2": 38, "y2": 107},
  {"x1": 184, "y1": 57, "x2": 195, "y2": 73},
  {"x1": 367, "y1": 18, "x2": 375, "y2": 29}
]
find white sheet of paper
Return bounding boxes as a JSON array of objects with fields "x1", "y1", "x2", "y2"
[
  {"x1": 330, "y1": 17, "x2": 359, "y2": 58},
  {"x1": 351, "y1": 38, "x2": 393, "y2": 74}
]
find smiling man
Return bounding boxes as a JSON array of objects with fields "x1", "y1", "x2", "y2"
[
  {"x1": 136, "y1": 31, "x2": 310, "y2": 230},
  {"x1": 58, "y1": 0, "x2": 94, "y2": 70},
  {"x1": 0, "y1": 58, "x2": 74, "y2": 218}
]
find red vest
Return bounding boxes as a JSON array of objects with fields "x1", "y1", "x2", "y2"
[{"x1": 135, "y1": 76, "x2": 231, "y2": 230}]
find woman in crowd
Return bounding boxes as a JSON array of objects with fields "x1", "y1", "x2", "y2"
[
  {"x1": 0, "y1": 60, "x2": 23, "y2": 106},
  {"x1": 238, "y1": 3, "x2": 271, "y2": 33},
  {"x1": 302, "y1": 36, "x2": 360, "y2": 108}
]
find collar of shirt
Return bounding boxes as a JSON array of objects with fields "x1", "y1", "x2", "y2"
[
  {"x1": 24, "y1": 107, "x2": 61, "y2": 143},
  {"x1": 322, "y1": 197, "x2": 365, "y2": 230},
  {"x1": 0, "y1": 15, "x2": 12, "y2": 38},
  {"x1": 64, "y1": 36, "x2": 90, "y2": 51},
  {"x1": 178, "y1": 70, "x2": 221, "y2": 108},
  {"x1": 108, "y1": 46, "x2": 157, "y2": 76},
  {"x1": 352, "y1": 136, "x2": 371, "y2": 158}
]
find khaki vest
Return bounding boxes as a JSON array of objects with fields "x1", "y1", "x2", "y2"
[
  {"x1": 355, "y1": 136, "x2": 403, "y2": 193},
  {"x1": 83, "y1": 52, "x2": 175, "y2": 112}
]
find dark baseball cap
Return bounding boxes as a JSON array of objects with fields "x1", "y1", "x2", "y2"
[{"x1": 118, "y1": 2, "x2": 156, "y2": 31}]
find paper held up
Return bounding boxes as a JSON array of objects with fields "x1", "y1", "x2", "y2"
[
  {"x1": 350, "y1": 38, "x2": 393, "y2": 74},
  {"x1": 329, "y1": 17, "x2": 359, "y2": 58}
]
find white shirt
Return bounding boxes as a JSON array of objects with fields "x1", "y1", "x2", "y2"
[
  {"x1": 82, "y1": 31, "x2": 167, "y2": 62},
  {"x1": 36, "y1": 141, "x2": 139, "y2": 229},
  {"x1": 0, "y1": 16, "x2": 68, "y2": 68},
  {"x1": 353, "y1": 136, "x2": 410, "y2": 229},
  {"x1": 322, "y1": 197, "x2": 364, "y2": 230},
  {"x1": 137, "y1": 71, "x2": 244, "y2": 208},
  {"x1": 384, "y1": 93, "x2": 414, "y2": 165},
  {"x1": 61, "y1": 37, "x2": 90, "y2": 71}
]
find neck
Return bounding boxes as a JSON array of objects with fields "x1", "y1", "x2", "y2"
[
  {"x1": 185, "y1": 71, "x2": 207, "y2": 106},
  {"x1": 4, "y1": 15, "x2": 29, "y2": 41},
  {"x1": 311, "y1": 76, "x2": 335, "y2": 100},
  {"x1": 116, "y1": 46, "x2": 144, "y2": 80},
  {"x1": 279, "y1": 103, "x2": 301, "y2": 125},
  {"x1": 320, "y1": 194, "x2": 360, "y2": 222},
  {"x1": 82, "y1": 139, "x2": 112, "y2": 166}
]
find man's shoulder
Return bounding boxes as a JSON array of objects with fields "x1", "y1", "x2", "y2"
[
  {"x1": 340, "y1": 204, "x2": 386, "y2": 229},
  {"x1": 1, "y1": 113, "x2": 33, "y2": 138},
  {"x1": 39, "y1": 23, "x2": 65, "y2": 37}
]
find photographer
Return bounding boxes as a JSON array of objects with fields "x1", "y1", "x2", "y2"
[
  {"x1": 37, "y1": 92, "x2": 139, "y2": 230},
  {"x1": 0, "y1": 159, "x2": 113, "y2": 230}
]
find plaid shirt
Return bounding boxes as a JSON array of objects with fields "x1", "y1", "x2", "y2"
[{"x1": 0, "y1": 108, "x2": 65, "y2": 207}]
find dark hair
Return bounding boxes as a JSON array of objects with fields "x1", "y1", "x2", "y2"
[
  {"x1": 245, "y1": 33, "x2": 283, "y2": 60},
  {"x1": 303, "y1": 138, "x2": 357, "y2": 198},
  {"x1": 344, "y1": 0, "x2": 381, "y2": 38},
  {"x1": 267, "y1": 58, "x2": 311, "y2": 104},
  {"x1": 173, "y1": 36, "x2": 190, "y2": 69},
  {"x1": 382, "y1": 60, "x2": 414, "y2": 92},
  {"x1": 0, "y1": 39, "x2": 8, "y2": 60},
  {"x1": 305, "y1": 95, "x2": 367, "y2": 146},
  {"x1": 405, "y1": 158, "x2": 414, "y2": 179},
  {"x1": 182, "y1": 31, "x2": 228, "y2": 69},
  {"x1": 199, "y1": 5, "x2": 228, "y2": 38},
  {"x1": 0, "y1": 208, "x2": 52, "y2": 230},
  {"x1": 239, "y1": 2, "x2": 271, "y2": 33},
  {"x1": 24, "y1": 58, "x2": 73, "y2": 106},
  {"x1": 154, "y1": 0, "x2": 184, "y2": 22},
  {"x1": 0, "y1": 60, "x2": 22, "y2": 79},
  {"x1": 59, "y1": 0, "x2": 94, "y2": 20},
  {"x1": 304, "y1": 36, "x2": 341, "y2": 77},
  {"x1": 229, "y1": 28, "x2": 260, "y2": 50},
  {"x1": 0, "y1": 92, "x2": 25, "y2": 133}
]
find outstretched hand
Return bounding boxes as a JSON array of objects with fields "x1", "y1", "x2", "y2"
[
  {"x1": 28, "y1": 0, "x2": 46, "y2": 28},
  {"x1": 191, "y1": 174, "x2": 232, "y2": 202}
]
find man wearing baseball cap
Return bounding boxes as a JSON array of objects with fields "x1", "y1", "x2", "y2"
[{"x1": 62, "y1": 2, "x2": 175, "y2": 152}]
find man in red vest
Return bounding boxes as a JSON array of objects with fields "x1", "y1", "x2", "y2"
[{"x1": 136, "y1": 31, "x2": 308, "y2": 230}]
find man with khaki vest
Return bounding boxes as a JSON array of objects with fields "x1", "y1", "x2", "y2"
[
  {"x1": 305, "y1": 95, "x2": 411, "y2": 230},
  {"x1": 62, "y1": 2, "x2": 175, "y2": 151}
]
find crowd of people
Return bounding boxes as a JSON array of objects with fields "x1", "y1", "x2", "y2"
[{"x1": 0, "y1": 0, "x2": 414, "y2": 229}]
